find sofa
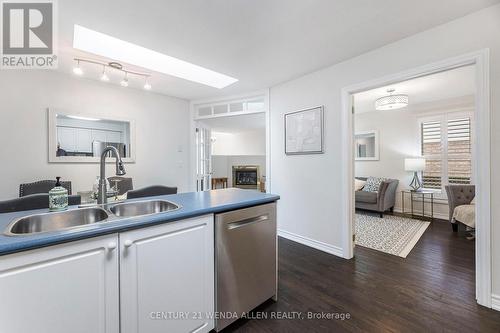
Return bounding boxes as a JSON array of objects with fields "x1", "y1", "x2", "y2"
[{"x1": 355, "y1": 177, "x2": 399, "y2": 217}]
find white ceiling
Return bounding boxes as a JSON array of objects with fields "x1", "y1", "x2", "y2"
[
  {"x1": 199, "y1": 113, "x2": 266, "y2": 134},
  {"x1": 57, "y1": 0, "x2": 499, "y2": 100},
  {"x1": 353, "y1": 65, "x2": 475, "y2": 113}
]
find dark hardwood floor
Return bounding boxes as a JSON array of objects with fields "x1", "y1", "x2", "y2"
[{"x1": 224, "y1": 219, "x2": 500, "y2": 332}]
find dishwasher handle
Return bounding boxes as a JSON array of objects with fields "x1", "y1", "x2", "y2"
[{"x1": 226, "y1": 214, "x2": 269, "y2": 230}]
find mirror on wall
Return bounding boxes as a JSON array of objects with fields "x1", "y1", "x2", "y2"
[
  {"x1": 48, "y1": 108, "x2": 135, "y2": 163},
  {"x1": 355, "y1": 130, "x2": 379, "y2": 161}
]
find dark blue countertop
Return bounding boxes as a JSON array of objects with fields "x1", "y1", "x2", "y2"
[{"x1": 0, "y1": 188, "x2": 279, "y2": 256}]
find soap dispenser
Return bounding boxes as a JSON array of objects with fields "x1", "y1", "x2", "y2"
[{"x1": 49, "y1": 177, "x2": 68, "y2": 212}]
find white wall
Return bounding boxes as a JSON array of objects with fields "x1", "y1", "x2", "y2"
[
  {"x1": 212, "y1": 130, "x2": 266, "y2": 156},
  {"x1": 0, "y1": 70, "x2": 191, "y2": 200},
  {"x1": 269, "y1": 5, "x2": 500, "y2": 296}
]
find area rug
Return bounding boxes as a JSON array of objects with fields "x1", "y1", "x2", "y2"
[{"x1": 355, "y1": 214, "x2": 430, "y2": 258}]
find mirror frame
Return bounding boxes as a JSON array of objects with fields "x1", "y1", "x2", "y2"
[
  {"x1": 354, "y1": 130, "x2": 379, "y2": 161},
  {"x1": 48, "y1": 108, "x2": 136, "y2": 163}
]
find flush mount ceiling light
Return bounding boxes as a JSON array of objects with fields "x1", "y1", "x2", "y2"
[
  {"x1": 72, "y1": 58, "x2": 151, "y2": 90},
  {"x1": 73, "y1": 24, "x2": 238, "y2": 89},
  {"x1": 375, "y1": 89, "x2": 409, "y2": 111}
]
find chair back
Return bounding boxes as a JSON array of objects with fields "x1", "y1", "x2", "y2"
[
  {"x1": 445, "y1": 185, "x2": 475, "y2": 222},
  {"x1": 20, "y1": 180, "x2": 72, "y2": 197},
  {"x1": 108, "y1": 177, "x2": 134, "y2": 195},
  {"x1": 0, "y1": 194, "x2": 81, "y2": 213},
  {"x1": 126, "y1": 185, "x2": 177, "y2": 199}
]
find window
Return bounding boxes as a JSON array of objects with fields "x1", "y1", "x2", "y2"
[{"x1": 420, "y1": 113, "x2": 472, "y2": 191}]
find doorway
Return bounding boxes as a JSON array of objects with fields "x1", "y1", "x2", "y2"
[
  {"x1": 190, "y1": 92, "x2": 270, "y2": 193},
  {"x1": 195, "y1": 113, "x2": 267, "y2": 192},
  {"x1": 341, "y1": 50, "x2": 491, "y2": 307}
]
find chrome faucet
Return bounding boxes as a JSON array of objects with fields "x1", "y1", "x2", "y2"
[{"x1": 98, "y1": 146, "x2": 126, "y2": 205}]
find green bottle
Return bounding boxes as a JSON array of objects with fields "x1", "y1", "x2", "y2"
[{"x1": 49, "y1": 177, "x2": 68, "y2": 212}]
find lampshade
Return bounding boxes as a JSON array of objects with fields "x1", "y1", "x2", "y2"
[{"x1": 405, "y1": 158, "x2": 426, "y2": 171}]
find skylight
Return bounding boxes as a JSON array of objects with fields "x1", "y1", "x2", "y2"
[{"x1": 73, "y1": 25, "x2": 238, "y2": 89}]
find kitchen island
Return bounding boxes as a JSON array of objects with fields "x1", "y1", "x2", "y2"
[{"x1": 0, "y1": 188, "x2": 279, "y2": 333}]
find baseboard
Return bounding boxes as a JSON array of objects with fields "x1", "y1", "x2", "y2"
[
  {"x1": 393, "y1": 207, "x2": 448, "y2": 220},
  {"x1": 492, "y1": 294, "x2": 500, "y2": 311},
  {"x1": 278, "y1": 229, "x2": 343, "y2": 258}
]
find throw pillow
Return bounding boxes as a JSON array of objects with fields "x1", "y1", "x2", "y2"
[
  {"x1": 354, "y1": 179, "x2": 366, "y2": 191},
  {"x1": 362, "y1": 176, "x2": 387, "y2": 192}
]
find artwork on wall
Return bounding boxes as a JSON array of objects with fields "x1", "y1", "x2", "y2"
[
  {"x1": 284, "y1": 106, "x2": 324, "y2": 155},
  {"x1": 354, "y1": 130, "x2": 379, "y2": 161}
]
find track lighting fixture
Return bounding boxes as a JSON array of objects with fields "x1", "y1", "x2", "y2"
[
  {"x1": 72, "y1": 60, "x2": 83, "y2": 75},
  {"x1": 72, "y1": 58, "x2": 152, "y2": 90},
  {"x1": 100, "y1": 65, "x2": 109, "y2": 82},
  {"x1": 120, "y1": 73, "x2": 129, "y2": 87}
]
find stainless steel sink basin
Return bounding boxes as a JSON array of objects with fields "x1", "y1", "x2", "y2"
[
  {"x1": 6, "y1": 207, "x2": 109, "y2": 235},
  {"x1": 110, "y1": 200, "x2": 180, "y2": 217}
]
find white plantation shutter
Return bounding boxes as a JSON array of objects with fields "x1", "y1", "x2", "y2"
[
  {"x1": 421, "y1": 120, "x2": 442, "y2": 189},
  {"x1": 420, "y1": 114, "x2": 472, "y2": 191},
  {"x1": 447, "y1": 118, "x2": 472, "y2": 185}
]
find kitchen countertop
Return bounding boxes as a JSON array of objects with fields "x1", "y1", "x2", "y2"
[{"x1": 0, "y1": 188, "x2": 280, "y2": 256}]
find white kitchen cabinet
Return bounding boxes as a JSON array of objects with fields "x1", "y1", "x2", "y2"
[
  {"x1": 0, "y1": 235, "x2": 120, "y2": 333},
  {"x1": 76, "y1": 128, "x2": 92, "y2": 152},
  {"x1": 106, "y1": 131, "x2": 122, "y2": 143},
  {"x1": 92, "y1": 129, "x2": 107, "y2": 143},
  {"x1": 57, "y1": 126, "x2": 76, "y2": 151},
  {"x1": 120, "y1": 215, "x2": 215, "y2": 333}
]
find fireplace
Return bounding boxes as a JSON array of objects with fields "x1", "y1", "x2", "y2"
[{"x1": 232, "y1": 166, "x2": 260, "y2": 189}]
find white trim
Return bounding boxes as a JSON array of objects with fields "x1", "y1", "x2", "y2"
[
  {"x1": 192, "y1": 90, "x2": 268, "y2": 120},
  {"x1": 278, "y1": 229, "x2": 343, "y2": 257},
  {"x1": 47, "y1": 108, "x2": 136, "y2": 164},
  {"x1": 341, "y1": 49, "x2": 491, "y2": 307},
  {"x1": 492, "y1": 294, "x2": 500, "y2": 311},
  {"x1": 265, "y1": 88, "x2": 272, "y2": 193}
]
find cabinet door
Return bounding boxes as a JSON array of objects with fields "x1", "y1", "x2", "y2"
[
  {"x1": 57, "y1": 127, "x2": 76, "y2": 152},
  {"x1": 120, "y1": 215, "x2": 214, "y2": 333},
  {"x1": 106, "y1": 131, "x2": 122, "y2": 143},
  {"x1": 0, "y1": 235, "x2": 120, "y2": 333},
  {"x1": 76, "y1": 128, "x2": 92, "y2": 152},
  {"x1": 92, "y1": 129, "x2": 107, "y2": 143}
]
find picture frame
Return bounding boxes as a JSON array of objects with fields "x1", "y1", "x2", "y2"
[
  {"x1": 285, "y1": 106, "x2": 324, "y2": 155},
  {"x1": 354, "y1": 130, "x2": 379, "y2": 161}
]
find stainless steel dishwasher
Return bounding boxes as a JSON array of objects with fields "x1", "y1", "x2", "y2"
[{"x1": 215, "y1": 202, "x2": 277, "y2": 331}]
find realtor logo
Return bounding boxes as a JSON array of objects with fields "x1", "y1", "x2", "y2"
[{"x1": 1, "y1": 0, "x2": 57, "y2": 68}]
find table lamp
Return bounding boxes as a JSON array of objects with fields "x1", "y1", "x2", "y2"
[{"x1": 405, "y1": 158, "x2": 426, "y2": 191}]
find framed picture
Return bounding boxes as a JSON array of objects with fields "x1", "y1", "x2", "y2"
[
  {"x1": 354, "y1": 130, "x2": 379, "y2": 161},
  {"x1": 285, "y1": 106, "x2": 324, "y2": 155}
]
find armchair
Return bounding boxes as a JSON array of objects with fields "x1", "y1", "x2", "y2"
[{"x1": 445, "y1": 185, "x2": 475, "y2": 232}]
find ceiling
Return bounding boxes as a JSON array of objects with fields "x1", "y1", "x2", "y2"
[
  {"x1": 199, "y1": 113, "x2": 266, "y2": 133},
  {"x1": 57, "y1": 0, "x2": 499, "y2": 100},
  {"x1": 353, "y1": 65, "x2": 475, "y2": 113}
]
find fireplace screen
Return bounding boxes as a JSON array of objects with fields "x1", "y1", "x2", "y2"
[
  {"x1": 235, "y1": 171, "x2": 257, "y2": 185},
  {"x1": 233, "y1": 166, "x2": 259, "y2": 189}
]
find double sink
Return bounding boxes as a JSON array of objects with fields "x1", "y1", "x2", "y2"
[{"x1": 5, "y1": 200, "x2": 180, "y2": 236}]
